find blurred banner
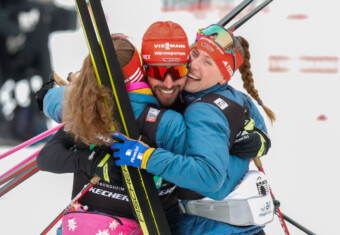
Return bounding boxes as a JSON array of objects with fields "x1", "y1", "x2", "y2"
[{"x1": 0, "y1": 0, "x2": 77, "y2": 145}]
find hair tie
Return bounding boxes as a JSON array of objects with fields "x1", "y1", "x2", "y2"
[{"x1": 257, "y1": 99, "x2": 263, "y2": 106}]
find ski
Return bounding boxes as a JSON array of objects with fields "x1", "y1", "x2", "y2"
[{"x1": 74, "y1": 0, "x2": 171, "y2": 234}]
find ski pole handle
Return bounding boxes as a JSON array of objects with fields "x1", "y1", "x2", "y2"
[
  {"x1": 253, "y1": 158, "x2": 262, "y2": 169},
  {"x1": 90, "y1": 175, "x2": 101, "y2": 184},
  {"x1": 53, "y1": 72, "x2": 70, "y2": 86}
]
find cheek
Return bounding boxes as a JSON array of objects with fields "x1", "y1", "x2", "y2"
[
  {"x1": 174, "y1": 77, "x2": 187, "y2": 88},
  {"x1": 147, "y1": 77, "x2": 161, "y2": 88}
]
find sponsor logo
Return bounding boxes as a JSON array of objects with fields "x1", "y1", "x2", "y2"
[
  {"x1": 163, "y1": 58, "x2": 180, "y2": 62},
  {"x1": 89, "y1": 187, "x2": 129, "y2": 201},
  {"x1": 131, "y1": 146, "x2": 139, "y2": 163},
  {"x1": 88, "y1": 151, "x2": 95, "y2": 160},
  {"x1": 223, "y1": 61, "x2": 233, "y2": 76},
  {"x1": 98, "y1": 182, "x2": 125, "y2": 191},
  {"x1": 256, "y1": 176, "x2": 269, "y2": 196},
  {"x1": 146, "y1": 107, "x2": 161, "y2": 122},
  {"x1": 126, "y1": 149, "x2": 132, "y2": 156},
  {"x1": 154, "y1": 43, "x2": 186, "y2": 50},
  {"x1": 201, "y1": 42, "x2": 214, "y2": 52},
  {"x1": 158, "y1": 185, "x2": 177, "y2": 196},
  {"x1": 137, "y1": 152, "x2": 143, "y2": 160},
  {"x1": 259, "y1": 201, "x2": 273, "y2": 217},
  {"x1": 214, "y1": 98, "x2": 228, "y2": 110},
  {"x1": 142, "y1": 54, "x2": 150, "y2": 60},
  {"x1": 121, "y1": 166, "x2": 145, "y2": 223}
]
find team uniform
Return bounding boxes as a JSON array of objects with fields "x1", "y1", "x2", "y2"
[{"x1": 43, "y1": 82, "x2": 267, "y2": 234}]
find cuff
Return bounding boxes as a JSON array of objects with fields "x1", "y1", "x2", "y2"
[{"x1": 141, "y1": 148, "x2": 155, "y2": 169}]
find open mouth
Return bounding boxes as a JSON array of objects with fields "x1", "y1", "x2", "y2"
[{"x1": 187, "y1": 73, "x2": 201, "y2": 81}]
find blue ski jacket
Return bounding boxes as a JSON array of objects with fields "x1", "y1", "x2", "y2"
[
  {"x1": 129, "y1": 83, "x2": 267, "y2": 199},
  {"x1": 43, "y1": 83, "x2": 267, "y2": 235}
]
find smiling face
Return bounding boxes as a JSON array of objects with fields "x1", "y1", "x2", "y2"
[
  {"x1": 185, "y1": 48, "x2": 225, "y2": 93},
  {"x1": 146, "y1": 64, "x2": 187, "y2": 107}
]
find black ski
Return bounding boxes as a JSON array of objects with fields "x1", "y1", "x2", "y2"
[{"x1": 75, "y1": 0, "x2": 171, "y2": 234}]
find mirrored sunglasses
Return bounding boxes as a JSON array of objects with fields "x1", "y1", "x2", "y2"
[{"x1": 144, "y1": 65, "x2": 188, "y2": 81}]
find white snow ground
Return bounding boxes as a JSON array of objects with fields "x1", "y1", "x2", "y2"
[{"x1": 1, "y1": 0, "x2": 340, "y2": 234}]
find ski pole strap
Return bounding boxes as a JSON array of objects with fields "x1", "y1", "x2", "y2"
[
  {"x1": 194, "y1": 93, "x2": 249, "y2": 149},
  {"x1": 136, "y1": 104, "x2": 166, "y2": 147}
]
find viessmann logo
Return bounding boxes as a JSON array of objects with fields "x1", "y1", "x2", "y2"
[{"x1": 154, "y1": 43, "x2": 186, "y2": 50}]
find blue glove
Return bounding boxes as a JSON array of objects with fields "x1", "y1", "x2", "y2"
[{"x1": 111, "y1": 132, "x2": 155, "y2": 169}]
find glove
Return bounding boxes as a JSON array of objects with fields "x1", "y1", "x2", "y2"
[
  {"x1": 111, "y1": 132, "x2": 155, "y2": 169},
  {"x1": 35, "y1": 73, "x2": 55, "y2": 112},
  {"x1": 230, "y1": 128, "x2": 271, "y2": 159},
  {"x1": 79, "y1": 146, "x2": 122, "y2": 185}
]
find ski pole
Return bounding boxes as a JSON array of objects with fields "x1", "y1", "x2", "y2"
[
  {"x1": 253, "y1": 158, "x2": 290, "y2": 235},
  {"x1": 282, "y1": 212, "x2": 317, "y2": 235},
  {"x1": 0, "y1": 163, "x2": 39, "y2": 197},
  {"x1": 41, "y1": 176, "x2": 101, "y2": 235},
  {"x1": 0, "y1": 123, "x2": 64, "y2": 160},
  {"x1": 0, "y1": 148, "x2": 41, "y2": 185}
]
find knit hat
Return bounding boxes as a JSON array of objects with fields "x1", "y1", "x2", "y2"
[
  {"x1": 121, "y1": 48, "x2": 144, "y2": 85},
  {"x1": 193, "y1": 26, "x2": 243, "y2": 82},
  {"x1": 112, "y1": 34, "x2": 144, "y2": 85},
  {"x1": 141, "y1": 21, "x2": 190, "y2": 64}
]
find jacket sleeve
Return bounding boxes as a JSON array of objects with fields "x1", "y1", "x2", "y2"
[
  {"x1": 36, "y1": 127, "x2": 91, "y2": 174},
  {"x1": 128, "y1": 92, "x2": 187, "y2": 154},
  {"x1": 146, "y1": 102, "x2": 236, "y2": 200},
  {"x1": 43, "y1": 86, "x2": 66, "y2": 123}
]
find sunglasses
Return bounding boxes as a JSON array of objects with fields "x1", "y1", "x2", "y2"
[
  {"x1": 197, "y1": 24, "x2": 234, "y2": 52},
  {"x1": 144, "y1": 65, "x2": 188, "y2": 81}
]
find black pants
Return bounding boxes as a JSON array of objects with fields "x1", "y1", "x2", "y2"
[{"x1": 254, "y1": 230, "x2": 266, "y2": 235}]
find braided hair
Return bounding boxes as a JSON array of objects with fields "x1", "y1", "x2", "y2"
[{"x1": 235, "y1": 36, "x2": 276, "y2": 123}]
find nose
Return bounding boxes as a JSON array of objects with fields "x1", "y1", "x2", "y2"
[
  {"x1": 189, "y1": 57, "x2": 198, "y2": 70},
  {"x1": 162, "y1": 74, "x2": 175, "y2": 88}
]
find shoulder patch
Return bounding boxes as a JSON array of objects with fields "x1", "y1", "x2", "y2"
[
  {"x1": 214, "y1": 98, "x2": 229, "y2": 110},
  {"x1": 146, "y1": 107, "x2": 161, "y2": 122}
]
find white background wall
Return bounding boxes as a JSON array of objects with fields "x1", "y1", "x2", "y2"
[{"x1": 1, "y1": 0, "x2": 339, "y2": 234}]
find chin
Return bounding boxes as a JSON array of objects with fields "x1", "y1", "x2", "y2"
[
  {"x1": 184, "y1": 86, "x2": 198, "y2": 93},
  {"x1": 156, "y1": 95, "x2": 176, "y2": 107}
]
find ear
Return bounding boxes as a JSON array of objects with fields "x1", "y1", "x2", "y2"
[
  {"x1": 218, "y1": 72, "x2": 226, "y2": 85},
  {"x1": 218, "y1": 78, "x2": 226, "y2": 85}
]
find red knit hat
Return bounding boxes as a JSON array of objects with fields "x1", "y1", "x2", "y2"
[
  {"x1": 112, "y1": 34, "x2": 144, "y2": 85},
  {"x1": 193, "y1": 26, "x2": 243, "y2": 82},
  {"x1": 141, "y1": 21, "x2": 190, "y2": 64}
]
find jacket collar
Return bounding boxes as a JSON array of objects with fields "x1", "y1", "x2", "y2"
[{"x1": 182, "y1": 83, "x2": 229, "y2": 104}]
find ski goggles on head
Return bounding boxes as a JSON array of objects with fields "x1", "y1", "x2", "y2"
[
  {"x1": 196, "y1": 24, "x2": 235, "y2": 52},
  {"x1": 144, "y1": 65, "x2": 188, "y2": 81}
]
